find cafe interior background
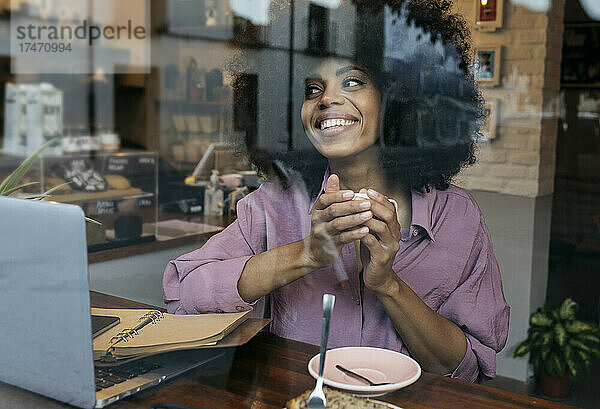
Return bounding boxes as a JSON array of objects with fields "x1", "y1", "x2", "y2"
[{"x1": 0, "y1": 0, "x2": 598, "y2": 405}]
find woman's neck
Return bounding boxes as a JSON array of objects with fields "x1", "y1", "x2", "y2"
[
  {"x1": 329, "y1": 147, "x2": 384, "y2": 193},
  {"x1": 328, "y1": 146, "x2": 411, "y2": 208}
]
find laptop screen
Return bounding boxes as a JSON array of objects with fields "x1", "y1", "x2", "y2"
[{"x1": 0, "y1": 197, "x2": 97, "y2": 409}]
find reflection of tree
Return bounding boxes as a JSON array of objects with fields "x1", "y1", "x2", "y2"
[
  {"x1": 307, "y1": 4, "x2": 328, "y2": 53},
  {"x1": 378, "y1": 5, "x2": 477, "y2": 147},
  {"x1": 383, "y1": 48, "x2": 477, "y2": 148}
]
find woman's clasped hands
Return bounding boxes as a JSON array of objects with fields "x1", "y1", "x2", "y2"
[
  {"x1": 303, "y1": 174, "x2": 402, "y2": 295},
  {"x1": 356, "y1": 187, "x2": 402, "y2": 295}
]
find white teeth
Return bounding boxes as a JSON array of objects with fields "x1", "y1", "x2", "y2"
[{"x1": 320, "y1": 118, "x2": 356, "y2": 130}]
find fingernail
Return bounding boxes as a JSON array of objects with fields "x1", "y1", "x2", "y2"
[
  {"x1": 360, "y1": 211, "x2": 372, "y2": 220},
  {"x1": 359, "y1": 227, "x2": 369, "y2": 234},
  {"x1": 359, "y1": 201, "x2": 371, "y2": 209},
  {"x1": 342, "y1": 191, "x2": 354, "y2": 199},
  {"x1": 367, "y1": 189, "x2": 378, "y2": 198}
]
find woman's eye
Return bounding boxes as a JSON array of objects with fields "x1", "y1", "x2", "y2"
[
  {"x1": 343, "y1": 77, "x2": 365, "y2": 88},
  {"x1": 305, "y1": 84, "x2": 321, "y2": 97}
]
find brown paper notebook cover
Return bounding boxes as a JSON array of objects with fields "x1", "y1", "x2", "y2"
[
  {"x1": 92, "y1": 307, "x2": 258, "y2": 361},
  {"x1": 95, "y1": 317, "x2": 271, "y2": 366}
]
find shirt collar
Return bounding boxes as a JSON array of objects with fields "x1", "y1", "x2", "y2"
[
  {"x1": 308, "y1": 168, "x2": 436, "y2": 242},
  {"x1": 410, "y1": 188, "x2": 436, "y2": 242}
]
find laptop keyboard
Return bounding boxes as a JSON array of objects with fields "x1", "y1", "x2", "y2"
[{"x1": 95, "y1": 361, "x2": 161, "y2": 391}]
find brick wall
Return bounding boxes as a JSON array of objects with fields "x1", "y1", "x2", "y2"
[{"x1": 453, "y1": 0, "x2": 565, "y2": 197}]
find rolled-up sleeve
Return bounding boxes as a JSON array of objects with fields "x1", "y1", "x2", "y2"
[
  {"x1": 438, "y1": 219, "x2": 510, "y2": 383},
  {"x1": 162, "y1": 195, "x2": 265, "y2": 315}
]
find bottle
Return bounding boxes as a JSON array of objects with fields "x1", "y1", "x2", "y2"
[
  {"x1": 204, "y1": 0, "x2": 218, "y2": 26},
  {"x1": 186, "y1": 58, "x2": 199, "y2": 101},
  {"x1": 204, "y1": 169, "x2": 223, "y2": 216},
  {"x1": 99, "y1": 127, "x2": 120, "y2": 152}
]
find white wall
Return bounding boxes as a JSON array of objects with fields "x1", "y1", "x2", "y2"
[{"x1": 471, "y1": 190, "x2": 552, "y2": 381}]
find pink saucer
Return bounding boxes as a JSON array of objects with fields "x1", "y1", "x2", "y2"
[{"x1": 308, "y1": 347, "x2": 421, "y2": 397}]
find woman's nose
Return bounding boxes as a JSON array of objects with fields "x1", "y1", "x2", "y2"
[{"x1": 318, "y1": 88, "x2": 344, "y2": 109}]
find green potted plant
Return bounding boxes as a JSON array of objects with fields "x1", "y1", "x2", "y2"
[
  {"x1": 1, "y1": 139, "x2": 100, "y2": 224},
  {"x1": 514, "y1": 298, "x2": 600, "y2": 398},
  {"x1": 0, "y1": 139, "x2": 64, "y2": 199}
]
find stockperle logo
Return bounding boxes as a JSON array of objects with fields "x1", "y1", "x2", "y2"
[{"x1": 10, "y1": 0, "x2": 150, "y2": 74}]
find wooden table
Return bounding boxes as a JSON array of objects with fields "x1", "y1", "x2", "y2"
[{"x1": 0, "y1": 292, "x2": 579, "y2": 409}]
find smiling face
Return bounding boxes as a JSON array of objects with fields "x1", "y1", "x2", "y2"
[{"x1": 301, "y1": 58, "x2": 382, "y2": 160}]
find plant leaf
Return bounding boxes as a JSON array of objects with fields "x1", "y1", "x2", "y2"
[
  {"x1": 39, "y1": 182, "x2": 71, "y2": 197},
  {"x1": 535, "y1": 331, "x2": 553, "y2": 349},
  {"x1": 85, "y1": 217, "x2": 102, "y2": 226},
  {"x1": 559, "y1": 298, "x2": 579, "y2": 321},
  {"x1": 514, "y1": 342, "x2": 530, "y2": 358},
  {"x1": 2, "y1": 181, "x2": 40, "y2": 196},
  {"x1": 21, "y1": 193, "x2": 52, "y2": 200},
  {"x1": 564, "y1": 343, "x2": 574, "y2": 361},
  {"x1": 531, "y1": 310, "x2": 553, "y2": 327},
  {"x1": 544, "y1": 352, "x2": 565, "y2": 378},
  {"x1": 566, "y1": 356, "x2": 579, "y2": 381},
  {"x1": 575, "y1": 349, "x2": 592, "y2": 371},
  {"x1": 566, "y1": 320, "x2": 596, "y2": 334},
  {"x1": 0, "y1": 138, "x2": 58, "y2": 195},
  {"x1": 575, "y1": 333, "x2": 600, "y2": 346},
  {"x1": 569, "y1": 338, "x2": 591, "y2": 353},
  {"x1": 554, "y1": 323, "x2": 567, "y2": 347}
]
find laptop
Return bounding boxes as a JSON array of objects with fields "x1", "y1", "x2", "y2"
[{"x1": 0, "y1": 196, "x2": 224, "y2": 408}]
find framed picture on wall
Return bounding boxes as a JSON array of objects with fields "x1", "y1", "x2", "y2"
[
  {"x1": 474, "y1": 0, "x2": 504, "y2": 31},
  {"x1": 481, "y1": 99, "x2": 499, "y2": 141},
  {"x1": 475, "y1": 45, "x2": 502, "y2": 87}
]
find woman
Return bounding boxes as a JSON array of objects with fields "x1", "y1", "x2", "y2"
[{"x1": 163, "y1": 0, "x2": 509, "y2": 383}]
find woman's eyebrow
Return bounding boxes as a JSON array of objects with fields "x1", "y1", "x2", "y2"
[
  {"x1": 305, "y1": 65, "x2": 366, "y2": 81},
  {"x1": 335, "y1": 65, "x2": 367, "y2": 76}
]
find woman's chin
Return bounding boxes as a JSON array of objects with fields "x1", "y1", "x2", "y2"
[{"x1": 316, "y1": 147, "x2": 362, "y2": 160}]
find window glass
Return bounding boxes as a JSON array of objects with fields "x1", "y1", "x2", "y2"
[{"x1": 0, "y1": 1, "x2": 599, "y2": 404}]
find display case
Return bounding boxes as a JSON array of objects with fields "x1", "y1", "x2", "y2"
[{"x1": 1, "y1": 150, "x2": 158, "y2": 251}]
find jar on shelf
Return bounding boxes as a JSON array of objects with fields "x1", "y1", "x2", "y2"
[{"x1": 99, "y1": 129, "x2": 121, "y2": 152}]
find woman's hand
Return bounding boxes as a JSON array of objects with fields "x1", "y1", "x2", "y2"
[
  {"x1": 359, "y1": 188, "x2": 402, "y2": 294},
  {"x1": 303, "y1": 174, "x2": 372, "y2": 269}
]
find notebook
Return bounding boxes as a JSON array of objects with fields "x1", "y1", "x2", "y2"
[
  {"x1": 93, "y1": 307, "x2": 251, "y2": 361},
  {"x1": 0, "y1": 196, "x2": 269, "y2": 408}
]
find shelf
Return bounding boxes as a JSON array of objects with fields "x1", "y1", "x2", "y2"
[
  {"x1": 561, "y1": 83, "x2": 600, "y2": 89},
  {"x1": 47, "y1": 188, "x2": 152, "y2": 204}
]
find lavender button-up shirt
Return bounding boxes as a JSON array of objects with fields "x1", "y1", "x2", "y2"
[{"x1": 163, "y1": 175, "x2": 510, "y2": 383}]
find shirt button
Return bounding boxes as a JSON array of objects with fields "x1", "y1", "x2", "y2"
[{"x1": 236, "y1": 306, "x2": 245, "y2": 311}]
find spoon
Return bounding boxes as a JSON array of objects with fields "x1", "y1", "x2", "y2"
[
  {"x1": 335, "y1": 364, "x2": 391, "y2": 386},
  {"x1": 306, "y1": 294, "x2": 335, "y2": 409}
]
